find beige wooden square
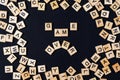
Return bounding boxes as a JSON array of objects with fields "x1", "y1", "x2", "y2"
[
  {"x1": 105, "y1": 51, "x2": 115, "y2": 59},
  {"x1": 45, "y1": 71, "x2": 53, "y2": 80},
  {"x1": 0, "y1": 34, "x2": 6, "y2": 43},
  {"x1": 45, "y1": 22, "x2": 52, "y2": 31},
  {"x1": 95, "y1": 2, "x2": 104, "y2": 11},
  {"x1": 102, "y1": 66, "x2": 111, "y2": 75},
  {"x1": 17, "y1": 38, "x2": 27, "y2": 47},
  {"x1": 75, "y1": 73, "x2": 83, "y2": 80},
  {"x1": 0, "y1": 10, "x2": 7, "y2": 19},
  {"x1": 111, "y1": 42, "x2": 120, "y2": 50},
  {"x1": 110, "y1": 2, "x2": 119, "y2": 11},
  {"x1": 6, "y1": 24, "x2": 15, "y2": 33},
  {"x1": 116, "y1": 50, "x2": 120, "y2": 58},
  {"x1": 114, "y1": 16, "x2": 120, "y2": 26},
  {"x1": 18, "y1": 1, "x2": 26, "y2": 10},
  {"x1": 19, "y1": 47, "x2": 27, "y2": 55},
  {"x1": 74, "y1": 0, "x2": 81, "y2": 3},
  {"x1": 70, "y1": 22, "x2": 78, "y2": 31},
  {"x1": 0, "y1": 21, "x2": 7, "y2": 30},
  {"x1": 104, "y1": 0, "x2": 112, "y2": 5},
  {"x1": 0, "y1": 0, "x2": 8, "y2": 6},
  {"x1": 38, "y1": 65, "x2": 46, "y2": 73},
  {"x1": 67, "y1": 46, "x2": 77, "y2": 56},
  {"x1": 82, "y1": 58, "x2": 91, "y2": 68},
  {"x1": 62, "y1": 40, "x2": 70, "y2": 50},
  {"x1": 83, "y1": 2, "x2": 93, "y2": 12},
  {"x1": 50, "y1": 1, "x2": 59, "y2": 10},
  {"x1": 19, "y1": 10, "x2": 29, "y2": 19},
  {"x1": 81, "y1": 68, "x2": 90, "y2": 76},
  {"x1": 14, "y1": 30, "x2": 23, "y2": 39},
  {"x1": 100, "y1": 57, "x2": 110, "y2": 67},
  {"x1": 101, "y1": 10, "x2": 109, "y2": 18},
  {"x1": 3, "y1": 47, "x2": 11, "y2": 55},
  {"x1": 33, "y1": 74, "x2": 42, "y2": 80},
  {"x1": 19, "y1": 56, "x2": 29, "y2": 65},
  {"x1": 9, "y1": 16, "x2": 17, "y2": 24},
  {"x1": 51, "y1": 66, "x2": 59, "y2": 75},
  {"x1": 54, "y1": 28, "x2": 68, "y2": 37},
  {"x1": 90, "y1": 63, "x2": 98, "y2": 72},
  {"x1": 111, "y1": 27, "x2": 120, "y2": 35},
  {"x1": 6, "y1": 34, "x2": 13, "y2": 42},
  {"x1": 107, "y1": 34, "x2": 116, "y2": 42},
  {"x1": 52, "y1": 41, "x2": 61, "y2": 50},
  {"x1": 60, "y1": 0, "x2": 70, "y2": 10},
  {"x1": 21, "y1": 71, "x2": 30, "y2": 80},
  {"x1": 31, "y1": 0, "x2": 38, "y2": 7},
  {"x1": 16, "y1": 64, "x2": 26, "y2": 73},
  {"x1": 95, "y1": 45, "x2": 104, "y2": 54},
  {"x1": 16, "y1": 21, "x2": 26, "y2": 30},
  {"x1": 89, "y1": 0, "x2": 99, "y2": 6},
  {"x1": 95, "y1": 18, "x2": 104, "y2": 28},
  {"x1": 38, "y1": 2, "x2": 46, "y2": 11},
  {"x1": 68, "y1": 76, "x2": 75, "y2": 80},
  {"x1": 7, "y1": 54, "x2": 17, "y2": 63},
  {"x1": 104, "y1": 21, "x2": 113, "y2": 30},
  {"x1": 66, "y1": 66, "x2": 76, "y2": 76},
  {"x1": 103, "y1": 43, "x2": 111, "y2": 52},
  {"x1": 13, "y1": 72, "x2": 21, "y2": 80},
  {"x1": 112, "y1": 63, "x2": 120, "y2": 73},
  {"x1": 99, "y1": 29, "x2": 109, "y2": 39},
  {"x1": 90, "y1": 10, "x2": 99, "y2": 19},
  {"x1": 10, "y1": 45, "x2": 19, "y2": 53},
  {"x1": 27, "y1": 58, "x2": 36, "y2": 66},
  {"x1": 94, "y1": 69, "x2": 104, "y2": 79},
  {"x1": 5, "y1": 66, "x2": 13, "y2": 73},
  {"x1": 91, "y1": 53, "x2": 101, "y2": 63},
  {"x1": 45, "y1": 45, "x2": 55, "y2": 55},
  {"x1": 59, "y1": 72, "x2": 67, "y2": 80},
  {"x1": 29, "y1": 67, "x2": 36, "y2": 75},
  {"x1": 44, "y1": 0, "x2": 50, "y2": 3},
  {"x1": 72, "y1": 2, "x2": 81, "y2": 12}
]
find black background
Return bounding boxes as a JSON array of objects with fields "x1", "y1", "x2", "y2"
[{"x1": 0, "y1": 0, "x2": 120, "y2": 80}]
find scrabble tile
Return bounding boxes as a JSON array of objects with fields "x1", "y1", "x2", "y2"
[
  {"x1": 45, "y1": 22, "x2": 52, "y2": 31},
  {"x1": 111, "y1": 42, "x2": 120, "y2": 50},
  {"x1": 19, "y1": 10, "x2": 29, "y2": 19},
  {"x1": 13, "y1": 72, "x2": 21, "y2": 80},
  {"x1": 7, "y1": 54, "x2": 17, "y2": 63},
  {"x1": 100, "y1": 78, "x2": 107, "y2": 80},
  {"x1": 72, "y1": 2, "x2": 81, "y2": 12},
  {"x1": 45, "y1": 45, "x2": 55, "y2": 55},
  {"x1": 14, "y1": 30, "x2": 23, "y2": 39},
  {"x1": 0, "y1": 10, "x2": 7, "y2": 19},
  {"x1": 82, "y1": 58, "x2": 91, "y2": 68},
  {"x1": 95, "y1": 45, "x2": 104, "y2": 54},
  {"x1": 6, "y1": 34, "x2": 13, "y2": 42},
  {"x1": 67, "y1": 46, "x2": 77, "y2": 56},
  {"x1": 61, "y1": 40, "x2": 70, "y2": 50},
  {"x1": 51, "y1": 66, "x2": 59, "y2": 75},
  {"x1": 88, "y1": 0, "x2": 99, "y2": 6},
  {"x1": 100, "y1": 57, "x2": 110, "y2": 67},
  {"x1": 50, "y1": 1, "x2": 59, "y2": 10},
  {"x1": 103, "y1": 43, "x2": 111, "y2": 52},
  {"x1": 3, "y1": 47, "x2": 11, "y2": 55},
  {"x1": 81, "y1": 68, "x2": 90, "y2": 76},
  {"x1": 66, "y1": 66, "x2": 76, "y2": 76},
  {"x1": 16, "y1": 64, "x2": 26, "y2": 73},
  {"x1": 110, "y1": 2, "x2": 119, "y2": 11},
  {"x1": 19, "y1": 47, "x2": 27, "y2": 55},
  {"x1": 59, "y1": 72, "x2": 67, "y2": 80},
  {"x1": 95, "y1": 2, "x2": 104, "y2": 11},
  {"x1": 0, "y1": 34, "x2": 6, "y2": 43},
  {"x1": 105, "y1": 51, "x2": 115, "y2": 59},
  {"x1": 5, "y1": 66, "x2": 13, "y2": 73},
  {"x1": 19, "y1": 56, "x2": 29, "y2": 65},
  {"x1": 90, "y1": 10, "x2": 99, "y2": 19},
  {"x1": 90, "y1": 63, "x2": 98, "y2": 72},
  {"x1": 95, "y1": 18, "x2": 104, "y2": 28},
  {"x1": 33, "y1": 74, "x2": 42, "y2": 80},
  {"x1": 74, "y1": 0, "x2": 81, "y2": 3},
  {"x1": 114, "y1": 16, "x2": 120, "y2": 26},
  {"x1": 116, "y1": 9, "x2": 120, "y2": 16},
  {"x1": 91, "y1": 53, "x2": 101, "y2": 63},
  {"x1": 18, "y1": 1, "x2": 26, "y2": 10},
  {"x1": 52, "y1": 41, "x2": 61, "y2": 50},
  {"x1": 101, "y1": 10, "x2": 109, "y2": 18},
  {"x1": 27, "y1": 58, "x2": 36, "y2": 66},
  {"x1": 38, "y1": 2, "x2": 46, "y2": 11},
  {"x1": 111, "y1": 27, "x2": 120, "y2": 35},
  {"x1": 17, "y1": 38, "x2": 27, "y2": 47},
  {"x1": 29, "y1": 67, "x2": 36, "y2": 75},
  {"x1": 45, "y1": 71, "x2": 53, "y2": 80},
  {"x1": 60, "y1": 0, "x2": 70, "y2": 10},
  {"x1": 68, "y1": 76, "x2": 75, "y2": 80},
  {"x1": 31, "y1": 0, "x2": 38, "y2": 7},
  {"x1": 116, "y1": 0, "x2": 120, "y2": 5},
  {"x1": 104, "y1": 0, "x2": 112, "y2": 5},
  {"x1": 6, "y1": 24, "x2": 15, "y2": 33},
  {"x1": 16, "y1": 21, "x2": 26, "y2": 30},
  {"x1": 94, "y1": 69, "x2": 104, "y2": 79},
  {"x1": 104, "y1": 21, "x2": 113, "y2": 30},
  {"x1": 75, "y1": 73, "x2": 83, "y2": 80},
  {"x1": 83, "y1": 2, "x2": 93, "y2": 12},
  {"x1": 70, "y1": 22, "x2": 77, "y2": 31},
  {"x1": 112, "y1": 63, "x2": 120, "y2": 73},
  {"x1": 9, "y1": 16, "x2": 17, "y2": 24},
  {"x1": 90, "y1": 77, "x2": 97, "y2": 80},
  {"x1": 0, "y1": 0, "x2": 8, "y2": 6},
  {"x1": 0, "y1": 21, "x2": 7, "y2": 30},
  {"x1": 99, "y1": 29, "x2": 109, "y2": 39},
  {"x1": 50, "y1": 77, "x2": 58, "y2": 80},
  {"x1": 44, "y1": 0, "x2": 50, "y2": 3},
  {"x1": 10, "y1": 45, "x2": 19, "y2": 53},
  {"x1": 107, "y1": 34, "x2": 116, "y2": 42},
  {"x1": 54, "y1": 28, "x2": 68, "y2": 37},
  {"x1": 7, "y1": 2, "x2": 20, "y2": 16},
  {"x1": 38, "y1": 65, "x2": 46, "y2": 73},
  {"x1": 21, "y1": 71, "x2": 30, "y2": 80},
  {"x1": 102, "y1": 66, "x2": 111, "y2": 75},
  {"x1": 116, "y1": 50, "x2": 120, "y2": 58}
]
